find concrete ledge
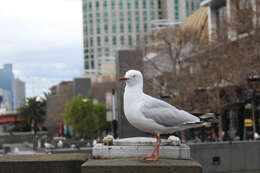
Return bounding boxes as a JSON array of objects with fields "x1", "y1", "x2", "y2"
[
  {"x1": 82, "y1": 158, "x2": 202, "y2": 173},
  {"x1": 0, "y1": 154, "x2": 88, "y2": 173},
  {"x1": 93, "y1": 144, "x2": 190, "y2": 159}
]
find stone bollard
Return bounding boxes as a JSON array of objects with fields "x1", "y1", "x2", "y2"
[
  {"x1": 81, "y1": 158, "x2": 202, "y2": 173},
  {"x1": 82, "y1": 137, "x2": 202, "y2": 173}
]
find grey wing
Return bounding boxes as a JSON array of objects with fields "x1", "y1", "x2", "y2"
[{"x1": 141, "y1": 96, "x2": 199, "y2": 127}]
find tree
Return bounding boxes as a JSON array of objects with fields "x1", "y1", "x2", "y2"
[
  {"x1": 64, "y1": 96, "x2": 109, "y2": 138},
  {"x1": 18, "y1": 96, "x2": 47, "y2": 133}
]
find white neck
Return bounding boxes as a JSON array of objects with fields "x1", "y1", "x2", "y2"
[{"x1": 124, "y1": 83, "x2": 143, "y2": 103}]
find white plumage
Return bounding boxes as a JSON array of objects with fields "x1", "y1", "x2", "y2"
[
  {"x1": 122, "y1": 70, "x2": 202, "y2": 135},
  {"x1": 120, "y1": 70, "x2": 204, "y2": 160}
]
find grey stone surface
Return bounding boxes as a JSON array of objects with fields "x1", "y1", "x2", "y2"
[
  {"x1": 189, "y1": 141, "x2": 260, "y2": 173},
  {"x1": 93, "y1": 144, "x2": 190, "y2": 159},
  {"x1": 82, "y1": 158, "x2": 202, "y2": 173},
  {"x1": 0, "y1": 154, "x2": 88, "y2": 173},
  {"x1": 113, "y1": 136, "x2": 181, "y2": 146}
]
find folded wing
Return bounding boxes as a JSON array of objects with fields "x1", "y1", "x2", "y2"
[{"x1": 141, "y1": 95, "x2": 200, "y2": 127}]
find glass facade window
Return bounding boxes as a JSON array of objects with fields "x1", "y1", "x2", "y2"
[
  {"x1": 85, "y1": 61, "x2": 89, "y2": 69},
  {"x1": 158, "y1": 0, "x2": 162, "y2": 9},
  {"x1": 120, "y1": 24, "x2": 124, "y2": 33},
  {"x1": 150, "y1": 0, "x2": 154, "y2": 9},
  {"x1": 90, "y1": 38, "x2": 93, "y2": 46},
  {"x1": 191, "y1": 2, "x2": 194, "y2": 11},
  {"x1": 97, "y1": 26, "x2": 101, "y2": 34},
  {"x1": 120, "y1": 36, "x2": 124, "y2": 44},
  {"x1": 119, "y1": 1, "x2": 123, "y2": 8},
  {"x1": 89, "y1": 2, "x2": 92, "y2": 10},
  {"x1": 104, "y1": 24, "x2": 108, "y2": 33},
  {"x1": 112, "y1": 36, "x2": 117, "y2": 45},
  {"x1": 105, "y1": 36, "x2": 109, "y2": 43},
  {"x1": 97, "y1": 37, "x2": 101, "y2": 46},
  {"x1": 127, "y1": 0, "x2": 131, "y2": 8},
  {"x1": 128, "y1": 35, "x2": 132, "y2": 45},
  {"x1": 128, "y1": 24, "x2": 132, "y2": 32},
  {"x1": 112, "y1": 24, "x2": 116, "y2": 33},
  {"x1": 144, "y1": 23, "x2": 148, "y2": 32},
  {"x1": 112, "y1": 1, "x2": 115, "y2": 9},
  {"x1": 136, "y1": 24, "x2": 140, "y2": 32},
  {"x1": 103, "y1": 1, "x2": 107, "y2": 9},
  {"x1": 135, "y1": 0, "x2": 139, "y2": 8},
  {"x1": 91, "y1": 60, "x2": 95, "y2": 69},
  {"x1": 186, "y1": 0, "x2": 190, "y2": 16},
  {"x1": 96, "y1": 1, "x2": 100, "y2": 10},
  {"x1": 143, "y1": 0, "x2": 146, "y2": 8},
  {"x1": 175, "y1": 0, "x2": 179, "y2": 20}
]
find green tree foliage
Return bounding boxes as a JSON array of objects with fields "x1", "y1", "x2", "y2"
[
  {"x1": 64, "y1": 96, "x2": 109, "y2": 138},
  {"x1": 18, "y1": 96, "x2": 47, "y2": 132}
]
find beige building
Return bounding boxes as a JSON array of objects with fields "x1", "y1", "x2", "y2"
[{"x1": 82, "y1": 0, "x2": 203, "y2": 81}]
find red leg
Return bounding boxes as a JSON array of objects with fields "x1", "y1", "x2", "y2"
[{"x1": 143, "y1": 134, "x2": 161, "y2": 161}]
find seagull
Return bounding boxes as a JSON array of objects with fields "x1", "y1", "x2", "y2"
[{"x1": 120, "y1": 70, "x2": 215, "y2": 161}]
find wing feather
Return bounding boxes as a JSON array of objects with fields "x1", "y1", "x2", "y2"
[{"x1": 141, "y1": 95, "x2": 199, "y2": 127}]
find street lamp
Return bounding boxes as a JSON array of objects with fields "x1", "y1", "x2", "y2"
[{"x1": 247, "y1": 74, "x2": 260, "y2": 140}]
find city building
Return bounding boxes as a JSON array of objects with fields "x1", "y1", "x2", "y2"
[
  {"x1": 45, "y1": 78, "x2": 91, "y2": 136},
  {"x1": 14, "y1": 78, "x2": 26, "y2": 110},
  {"x1": 82, "y1": 0, "x2": 203, "y2": 80},
  {"x1": 202, "y1": 0, "x2": 259, "y2": 41},
  {"x1": 0, "y1": 64, "x2": 26, "y2": 113},
  {"x1": 0, "y1": 64, "x2": 14, "y2": 111}
]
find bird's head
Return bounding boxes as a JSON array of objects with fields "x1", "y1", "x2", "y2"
[{"x1": 119, "y1": 70, "x2": 143, "y2": 87}]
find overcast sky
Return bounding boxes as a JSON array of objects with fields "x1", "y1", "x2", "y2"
[{"x1": 0, "y1": 0, "x2": 83, "y2": 97}]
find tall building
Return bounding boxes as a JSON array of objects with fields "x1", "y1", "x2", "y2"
[
  {"x1": 82, "y1": 0, "x2": 202, "y2": 80},
  {"x1": 14, "y1": 78, "x2": 26, "y2": 110},
  {"x1": 0, "y1": 64, "x2": 14, "y2": 111},
  {"x1": 0, "y1": 64, "x2": 26, "y2": 113}
]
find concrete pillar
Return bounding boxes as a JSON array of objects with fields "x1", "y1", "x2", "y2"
[
  {"x1": 208, "y1": 6, "x2": 217, "y2": 41},
  {"x1": 227, "y1": 0, "x2": 237, "y2": 39}
]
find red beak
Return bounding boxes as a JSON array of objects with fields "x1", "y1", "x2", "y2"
[{"x1": 119, "y1": 77, "x2": 128, "y2": 81}]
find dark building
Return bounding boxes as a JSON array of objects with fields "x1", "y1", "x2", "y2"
[{"x1": 115, "y1": 49, "x2": 147, "y2": 138}]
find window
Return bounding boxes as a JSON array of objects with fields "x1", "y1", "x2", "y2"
[
  {"x1": 136, "y1": 24, "x2": 140, "y2": 32},
  {"x1": 112, "y1": 36, "x2": 117, "y2": 45},
  {"x1": 112, "y1": 24, "x2": 116, "y2": 33},
  {"x1": 144, "y1": 23, "x2": 148, "y2": 32},
  {"x1": 119, "y1": 0, "x2": 123, "y2": 8},
  {"x1": 128, "y1": 24, "x2": 132, "y2": 32},
  {"x1": 175, "y1": 0, "x2": 180, "y2": 20},
  {"x1": 158, "y1": 0, "x2": 162, "y2": 9},
  {"x1": 128, "y1": 35, "x2": 132, "y2": 45},
  {"x1": 120, "y1": 24, "x2": 124, "y2": 33},
  {"x1": 103, "y1": 1, "x2": 107, "y2": 9},
  {"x1": 90, "y1": 38, "x2": 93, "y2": 46},
  {"x1": 91, "y1": 60, "x2": 95, "y2": 69},
  {"x1": 135, "y1": 0, "x2": 139, "y2": 8},
  {"x1": 97, "y1": 26, "x2": 101, "y2": 34},
  {"x1": 96, "y1": 1, "x2": 99, "y2": 10},
  {"x1": 104, "y1": 24, "x2": 108, "y2": 33},
  {"x1": 143, "y1": 0, "x2": 146, "y2": 8},
  {"x1": 112, "y1": 0, "x2": 115, "y2": 9},
  {"x1": 150, "y1": 0, "x2": 154, "y2": 9},
  {"x1": 85, "y1": 61, "x2": 90, "y2": 69},
  {"x1": 127, "y1": 0, "x2": 131, "y2": 8},
  {"x1": 97, "y1": 36, "x2": 101, "y2": 46},
  {"x1": 105, "y1": 36, "x2": 109, "y2": 43},
  {"x1": 120, "y1": 36, "x2": 125, "y2": 44},
  {"x1": 89, "y1": 2, "x2": 92, "y2": 10}
]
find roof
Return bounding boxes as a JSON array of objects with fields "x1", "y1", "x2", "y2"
[{"x1": 181, "y1": 7, "x2": 209, "y2": 40}]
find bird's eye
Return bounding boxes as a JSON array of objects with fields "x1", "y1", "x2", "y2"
[{"x1": 133, "y1": 75, "x2": 136, "y2": 78}]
